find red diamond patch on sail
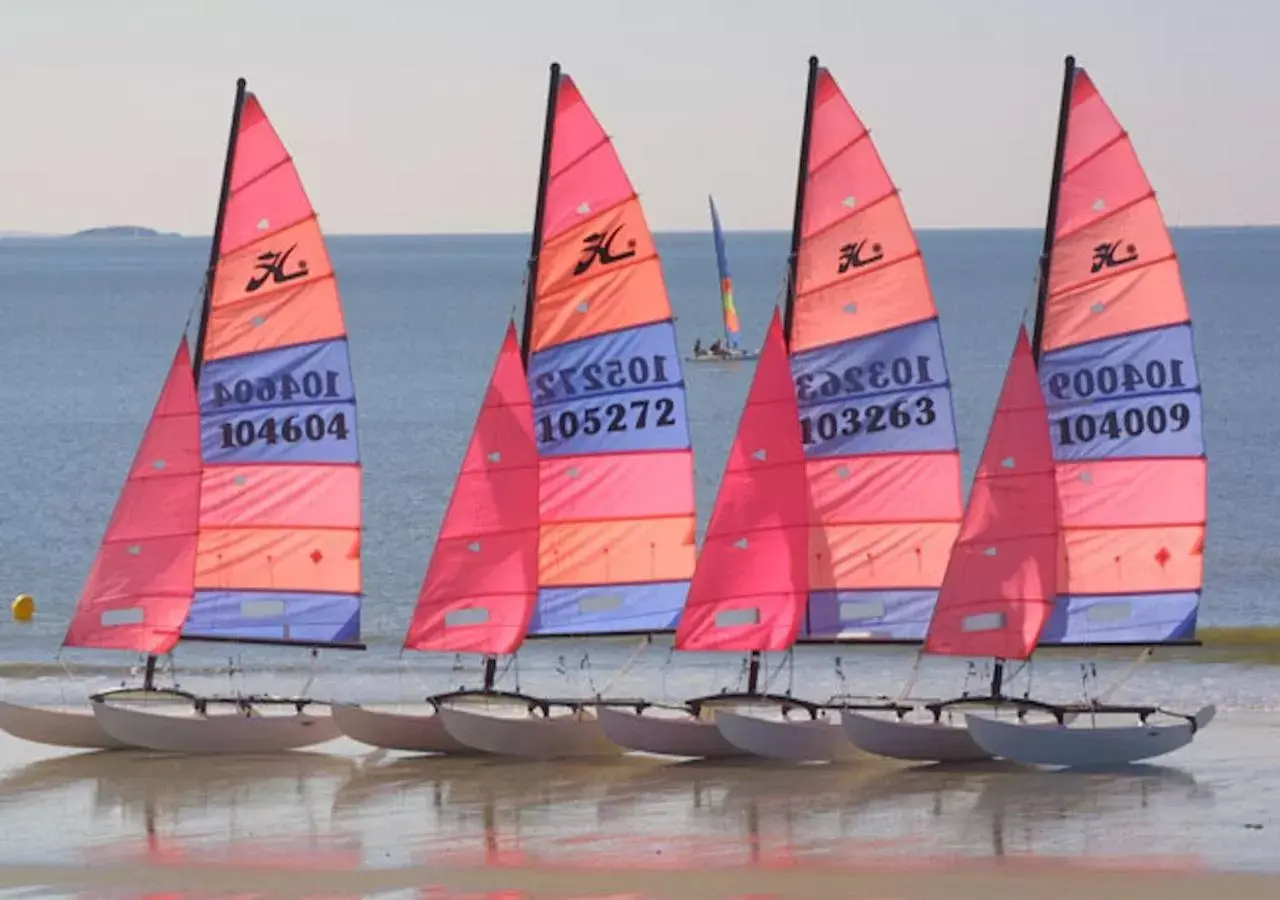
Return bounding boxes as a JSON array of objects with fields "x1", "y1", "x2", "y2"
[
  {"x1": 310, "y1": 549, "x2": 324, "y2": 564},
  {"x1": 1154, "y1": 547, "x2": 1171, "y2": 567}
]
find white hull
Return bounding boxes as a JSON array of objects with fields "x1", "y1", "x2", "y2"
[
  {"x1": 714, "y1": 709, "x2": 857, "y2": 763},
  {"x1": 594, "y1": 705, "x2": 747, "y2": 759},
  {"x1": 840, "y1": 710, "x2": 993, "y2": 763},
  {"x1": 964, "y1": 705, "x2": 1216, "y2": 768},
  {"x1": 92, "y1": 699, "x2": 341, "y2": 754},
  {"x1": 437, "y1": 703, "x2": 623, "y2": 760},
  {"x1": 330, "y1": 703, "x2": 474, "y2": 754},
  {"x1": 0, "y1": 700, "x2": 131, "y2": 750}
]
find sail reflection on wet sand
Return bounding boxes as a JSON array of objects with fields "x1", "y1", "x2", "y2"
[{"x1": 0, "y1": 715, "x2": 1275, "y2": 897}]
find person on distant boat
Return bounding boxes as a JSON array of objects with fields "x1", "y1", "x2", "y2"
[
  {"x1": 693, "y1": 338, "x2": 704, "y2": 357},
  {"x1": 709, "y1": 338, "x2": 724, "y2": 357}
]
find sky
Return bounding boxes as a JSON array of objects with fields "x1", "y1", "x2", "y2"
[{"x1": 2, "y1": 0, "x2": 1277, "y2": 234}]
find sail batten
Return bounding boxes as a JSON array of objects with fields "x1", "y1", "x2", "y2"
[
  {"x1": 183, "y1": 88, "x2": 363, "y2": 647},
  {"x1": 522, "y1": 70, "x2": 697, "y2": 637},
  {"x1": 790, "y1": 65, "x2": 963, "y2": 641},
  {"x1": 1033, "y1": 65, "x2": 1206, "y2": 646}
]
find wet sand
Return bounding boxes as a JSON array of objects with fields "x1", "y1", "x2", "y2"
[{"x1": 0, "y1": 708, "x2": 1275, "y2": 898}]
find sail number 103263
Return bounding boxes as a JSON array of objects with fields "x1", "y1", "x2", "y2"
[{"x1": 801, "y1": 396, "x2": 937, "y2": 444}]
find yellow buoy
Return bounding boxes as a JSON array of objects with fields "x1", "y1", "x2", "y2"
[{"x1": 11, "y1": 594, "x2": 35, "y2": 622}]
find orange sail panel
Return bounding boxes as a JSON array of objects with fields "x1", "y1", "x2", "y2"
[
  {"x1": 404, "y1": 323, "x2": 539, "y2": 655},
  {"x1": 789, "y1": 65, "x2": 963, "y2": 640},
  {"x1": 1035, "y1": 66, "x2": 1205, "y2": 644},
  {"x1": 524, "y1": 72, "x2": 696, "y2": 635},
  {"x1": 676, "y1": 311, "x2": 808, "y2": 651},
  {"x1": 64, "y1": 341, "x2": 201, "y2": 654},
  {"x1": 185, "y1": 90, "x2": 362, "y2": 645},
  {"x1": 924, "y1": 326, "x2": 1057, "y2": 659}
]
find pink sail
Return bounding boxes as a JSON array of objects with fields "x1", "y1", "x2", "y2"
[
  {"x1": 63, "y1": 341, "x2": 202, "y2": 654},
  {"x1": 403, "y1": 323, "x2": 540, "y2": 655},
  {"x1": 1035, "y1": 63, "x2": 1206, "y2": 644},
  {"x1": 789, "y1": 62, "x2": 963, "y2": 641},
  {"x1": 924, "y1": 325, "x2": 1057, "y2": 660},
  {"x1": 675, "y1": 311, "x2": 810, "y2": 652}
]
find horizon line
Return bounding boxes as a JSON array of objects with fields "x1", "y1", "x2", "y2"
[{"x1": 4, "y1": 223, "x2": 1278, "y2": 240}]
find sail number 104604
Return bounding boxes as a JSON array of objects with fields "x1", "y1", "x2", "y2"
[
  {"x1": 219, "y1": 411, "x2": 351, "y2": 449},
  {"x1": 212, "y1": 369, "x2": 343, "y2": 406}
]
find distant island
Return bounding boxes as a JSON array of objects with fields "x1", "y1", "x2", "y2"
[{"x1": 67, "y1": 225, "x2": 181, "y2": 239}]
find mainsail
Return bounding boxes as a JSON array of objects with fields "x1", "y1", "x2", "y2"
[
  {"x1": 522, "y1": 68, "x2": 697, "y2": 636},
  {"x1": 923, "y1": 326, "x2": 1058, "y2": 660},
  {"x1": 63, "y1": 341, "x2": 202, "y2": 654},
  {"x1": 182, "y1": 84, "x2": 363, "y2": 647},
  {"x1": 787, "y1": 60, "x2": 963, "y2": 641},
  {"x1": 1033, "y1": 62, "x2": 1206, "y2": 644},
  {"x1": 403, "y1": 323, "x2": 539, "y2": 655},
  {"x1": 708, "y1": 195, "x2": 741, "y2": 349},
  {"x1": 675, "y1": 311, "x2": 808, "y2": 651}
]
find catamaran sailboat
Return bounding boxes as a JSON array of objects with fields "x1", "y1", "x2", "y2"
[
  {"x1": 845, "y1": 55, "x2": 1215, "y2": 768},
  {"x1": 87, "y1": 78, "x2": 366, "y2": 754},
  {"x1": 0, "y1": 80, "x2": 363, "y2": 755},
  {"x1": 687, "y1": 196, "x2": 757, "y2": 362},
  {"x1": 595, "y1": 56, "x2": 964, "y2": 763},
  {"x1": 333, "y1": 62, "x2": 697, "y2": 760}
]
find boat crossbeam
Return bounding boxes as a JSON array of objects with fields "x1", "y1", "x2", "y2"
[{"x1": 427, "y1": 689, "x2": 651, "y2": 717}]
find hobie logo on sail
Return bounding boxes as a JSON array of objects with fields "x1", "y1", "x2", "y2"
[
  {"x1": 573, "y1": 225, "x2": 637, "y2": 276},
  {"x1": 837, "y1": 239, "x2": 884, "y2": 274},
  {"x1": 245, "y1": 244, "x2": 310, "y2": 292},
  {"x1": 1090, "y1": 240, "x2": 1138, "y2": 274}
]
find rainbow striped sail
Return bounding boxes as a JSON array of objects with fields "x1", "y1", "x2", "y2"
[
  {"x1": 523, "y1": 65, "x2": 697, "y2": 636},
  {"x1": 182, "y1": 81, "x2": 363, "y2": 647},
  {"x1": 708, "y1": 195, "x2": 741, "y2": 349},
  {"x1": 788, "y1": 59, "x2": 963, "y2": 641},
  {"x1": 1033, "y1": 59, "x2": 1205, "y2": 644}
]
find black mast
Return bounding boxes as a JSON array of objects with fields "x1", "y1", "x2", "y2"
[
  {"x1": 485, "y1": 62, "x2": 560, "y2": 694},
  {"x1": 991, "y1": 54, "x2": 1075, "y2": 699},
  {"x1": 782, "y1": 55, "x2": 821, "y2": 349},
  {"x1": 519, "y1": 62, "x2": 561, "y2": 369},
  {"x1": 192, "y1": 78, "x2": 248, "y2": 377},
  {"x1": 747, "y1": 55, "x2": 820, "y2": 696},
  {"x1": 143, "y1": 77, "x2": 246, "y2": 692},
  {"x1": 1029, "y1": 55, "x2": 1076, "y2": 364}
]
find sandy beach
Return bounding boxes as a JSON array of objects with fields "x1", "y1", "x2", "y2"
[{"x1": 0, "y1": 708, "x2": 1274, "y2": 898}]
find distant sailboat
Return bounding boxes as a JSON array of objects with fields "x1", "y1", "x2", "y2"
[
  {"x1": 87, "y1": 78, "x2": 366, "y2": 754},
  {"x1": 847, "y1": 55, "x2": 1215, "y2": 768},
  {"x1": 333, "y1": 62, "x2": 697, "y2": 760},
  {"x1": 596, "y1": 56, "x2": 964, "y2": 762},
  {"x1": 687, "y1": 196, "x2": 757, "y2": 362}
]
